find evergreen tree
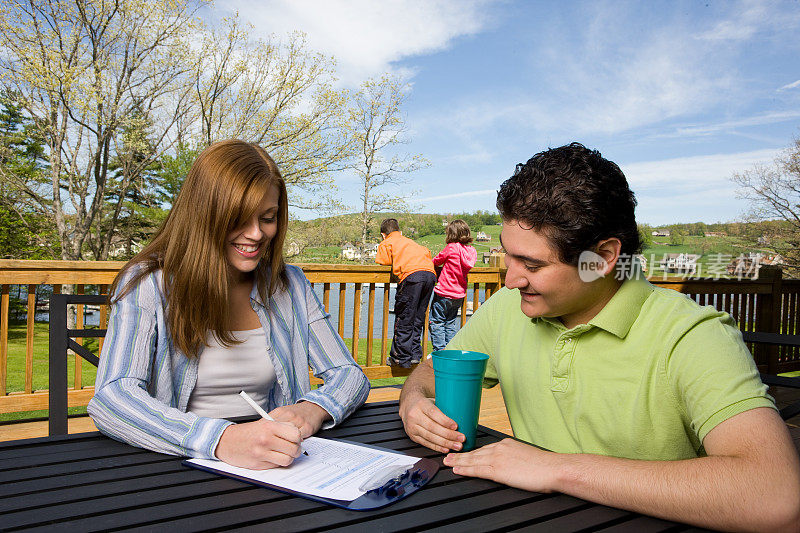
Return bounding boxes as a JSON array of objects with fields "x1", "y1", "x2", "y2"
[{"x1": 0, "y1": 90, "x2": 58, "y2": 258}]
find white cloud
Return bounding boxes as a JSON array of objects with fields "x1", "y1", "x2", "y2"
[
  {"x1": 620, "y1": 149, "x2": 782, "y2": 223},
  {"x1": 489, "y1": 2, "x2": 736, "y2": 136},
  {"x1": 621, "y1": 149, "x2": 779, "y2": 190},
  {"x1": 415, "y1": 150, "x2": 775, "y2": 224},
  {"x1": 698, "y1": 2, "x2": 766, "y2": 41},
  {"x1": 436, "y1": 148, "x2": 495, "y2": 166},
  {"x1": 568, "y1": 41, "x2": 724, "y2": 135},
  {"x1": 698, "y1": 0, "x2": 800, "y2": 42},
  {"x1": 414, "y1": 151, "x2": 778, "y2": 224},
  {"x1": 420, "y1": 189, "x2": 497, "y2": 202},
  {"x1": 214, "y1": 0, "x2": 496, "y2": 86},
  {"x1": 673, "y1": 111, "x2": 800, "y2": 137},
  {"x1": 636, "y1": 191, "x2": 750, "y2": 224},
  {"x1": 778, "y1": 79, "x2": 800, "y2": 91},
  {"x1": 416, "y1": 9, "x2": 735, "y2": 140}
]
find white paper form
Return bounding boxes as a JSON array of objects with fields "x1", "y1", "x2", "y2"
[{"x1": 186, "y1": 436, "x2": 420, "y2": 501}]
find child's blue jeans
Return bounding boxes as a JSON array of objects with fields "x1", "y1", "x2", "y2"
[{"x1": 429, "y1": 293, "x2": 464, "y2": 351}]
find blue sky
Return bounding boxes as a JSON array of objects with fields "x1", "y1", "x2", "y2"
[{"x1": 215, "y1": 0, "x2": 800, "y2": 225}]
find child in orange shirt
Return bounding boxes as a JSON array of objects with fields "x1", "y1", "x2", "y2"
[{"x1": 375, "y1": 218, "x2": 436, "y2": 367}]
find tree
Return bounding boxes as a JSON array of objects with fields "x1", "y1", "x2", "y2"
[
  {"x1": 417, "y1": 215, "x2": 446, "y2": 238},
  {"x1": 669, "y1": 229, "x2": 686, "y2": 246},
  {"x1": 0, "y1": 203, "x2": 58, "y2": 259},
  {"x1": 0, "y1": 0, "x2": 199, "y2": 259},
  {"x1": 154, "y1": 142, "x2": 197, "y2": 206},
  {"x1": 732, "y1": 136, "x2": 800, "y2": 276},
  {"x1": 348, "y1": 76, "x2": 428, "y2": 246},
  {"x1": 89, "y1": 106, "x2": 170, "y2": 259},
  {"x1": 693, "y1": 221, "x2": 708, "y2": 236},
  {"x1": 192, "y1": 17, "x2": 353, "y2": 211},
  {"x1": 0, "y1": 90, "x2": 58, "y2": 258},
  {"x1": 638, "y1": 224, "x2": 653, "y2": 249}
]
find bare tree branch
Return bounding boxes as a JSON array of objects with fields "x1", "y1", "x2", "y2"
[
  {"x1": 346, "y1": 75, "x2": 429, "y2": 246},
  {"x1": 732, "y1": 137, "x2": 800, "y2": 275}
]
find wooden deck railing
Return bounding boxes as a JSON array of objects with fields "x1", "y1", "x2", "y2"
[
  {"x1": 651, "y1": 266, "x2": 800, "y2": 373},
  {"x1": 0, "y1": 261, "x2": 122, "y2": 415},
  {"x1": 0, "y1": 260, "x2": 503, "y2": 415},
  {"x1": 0, "y1": 260, "x2": 798, "y2": 418}
]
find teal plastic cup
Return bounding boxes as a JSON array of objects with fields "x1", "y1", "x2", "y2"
[{"x1": 431, "y1": 350, "x2": 490, "y2": 452}]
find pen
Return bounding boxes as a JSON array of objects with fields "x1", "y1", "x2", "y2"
[{"x1": 238, "y1": 390, "x2": 309, "y2": 456}]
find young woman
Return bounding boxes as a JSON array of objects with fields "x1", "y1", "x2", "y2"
[
  {"x1": 88, "y1": 140, "x2": 370, "y2": 469},
  {"x1": 429, "y1": 220, "x2": 478, "y2": 351}
]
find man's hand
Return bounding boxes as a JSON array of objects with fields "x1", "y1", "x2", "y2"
[
  {"x1": 443, "y1": 438, "x2": 558, "y2": 493},
  {"x1": 214, "y1": 419, "x2": 303, "y2": 469},
  {"x1": 269, "y1": 401, "x2": 331, "y2": 438},
  {"x1": 399, "y1": 391, "x2": 465, "y2": 453}
]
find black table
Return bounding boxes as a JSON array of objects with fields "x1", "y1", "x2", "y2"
[{"x1": 0, "y1": 401, "x2": 708, "y2": 532}]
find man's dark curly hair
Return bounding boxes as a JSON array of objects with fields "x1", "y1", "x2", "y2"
[{"x1": 496, "y1": 142, "x2": 641, "y2": 265}]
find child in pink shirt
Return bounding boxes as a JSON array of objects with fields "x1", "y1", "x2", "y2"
[{"x1": 429, "y1": 220, "x2": 478, "y2": 351}]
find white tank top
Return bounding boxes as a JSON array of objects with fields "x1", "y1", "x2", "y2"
[{"x1": 187, "y1": 327, "x2": 276, "y2": 418}]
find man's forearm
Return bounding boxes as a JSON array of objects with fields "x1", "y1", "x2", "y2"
[
  {"x1": 553, "y1": 408, "x2": 800, "y2": 532},
  {"x1": 399, "y1": 361, "x2": 435, "y2": 408},
  {"x1": 553, "y1": 448, "x2": 798, "y2": 532}
]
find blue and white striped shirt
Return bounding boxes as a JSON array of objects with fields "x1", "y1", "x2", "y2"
[{"x1": 88, "y1": 264, "x2": 370, "y2": 458}]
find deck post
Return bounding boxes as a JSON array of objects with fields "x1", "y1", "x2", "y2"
[
  {"x1": 48, "y1": 294, "x2": 69, "y2": 436},
  {"x1": 755, "y1": 266, "x2": 783, "y2": 374}
]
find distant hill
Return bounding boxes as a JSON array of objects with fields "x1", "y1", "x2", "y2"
[
  {"x1": 286, "y1": 211, "x2": 502, "y2": 250},
  {"x1": 286, "y1": 215, "x2": 791, "y2": 271}
]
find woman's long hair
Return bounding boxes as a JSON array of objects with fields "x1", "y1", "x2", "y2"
[{"x1": 110, "y1": 140, "x2": 289, "y2": 358}]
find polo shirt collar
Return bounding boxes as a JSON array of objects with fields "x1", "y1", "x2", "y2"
[{"x1": 588, "y1": 275, "x2": 653, "y2": 338}]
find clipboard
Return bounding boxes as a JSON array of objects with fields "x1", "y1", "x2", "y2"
[{"x1": 183, "y1": 438, "x2": 440, "y2": 511}]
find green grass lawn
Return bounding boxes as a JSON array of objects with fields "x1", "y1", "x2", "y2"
[
  {"x1": 292, "y1": 245, "x2": 344, "y2": 263},
  {"x1": 417, "y1": 223, "x2": 501, "y2": 258},
  {"x1": 422, "y1": 228, "x2": 766, "y2": 278},
  {"x1": 290, "y1": 224, "x2": 764, "y2": 276},
  {"x1": 1, "y1": 322, "x2": 99, "y2": 422},
  {"x1": 4, "y1": 322, "x2": 100, "y2": 394},
  {"x1": 641, "y1": 235, "x2": 765, "y2": 278}
]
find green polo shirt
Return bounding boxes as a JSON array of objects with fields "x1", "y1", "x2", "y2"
[{"x1": 448, "y1": 276, "x2": 774, "y2": 460}]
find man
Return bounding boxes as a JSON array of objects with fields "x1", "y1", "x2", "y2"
[
  {"x1": 375, "y1": 218, "x2": 436, "y2": 367},
  {"x1": 399, "y1": 143, "x2": 800, "y2": 531}
]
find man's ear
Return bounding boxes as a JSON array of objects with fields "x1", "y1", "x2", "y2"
[{"x1": 594, "y1": 238, "x2": 622, "y2": 276}]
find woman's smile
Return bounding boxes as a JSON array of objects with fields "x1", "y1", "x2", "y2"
[{"x1": 231, "y1": 242, "x2": 262, "y2": 258}]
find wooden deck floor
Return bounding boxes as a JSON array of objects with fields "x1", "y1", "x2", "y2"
[{"x1": 0, "y1": 385, "x2": 512, "y2": 442}]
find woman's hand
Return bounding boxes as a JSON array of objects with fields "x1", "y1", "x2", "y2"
[
  {"x1": 269, "y1": 401, "x2": 331, "y2": 438},
  {"x1": 214, "y1": 419, "x2": 303, "y2": 469}
]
